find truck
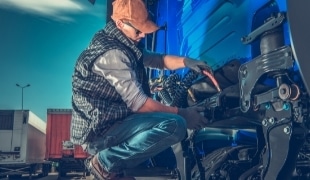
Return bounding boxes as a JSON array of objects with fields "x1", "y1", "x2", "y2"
[
  {"x1": 144, "y1": 0, "x2": 310, "y2": 179},
  {"x1": 0, "y1": 110, "x2": 50, "y2": 179},
  {"x1": 85, "y1": 0, "x2": 310, "y2": 179},
  {"x1": 45, "y1": 108, "x2": 89, "y2": 178}
]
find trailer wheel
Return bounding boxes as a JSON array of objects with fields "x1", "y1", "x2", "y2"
[
  {"x1": 59, "y1": 171, "x2": 66, "y2": 177},
  {"x1": 8, "y1": 174, "x2": 22, "y2": 179},
  {"x1": 43, "y1": 163, "x2": 50, "y2": 177}
]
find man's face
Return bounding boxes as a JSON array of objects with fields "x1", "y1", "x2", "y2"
[{"x1": 118, "y1": 21, "x2": 146, "y2": 44}]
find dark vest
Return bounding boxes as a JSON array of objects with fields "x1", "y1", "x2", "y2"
[{"x1": 71, "y1": 21, "x2": 150, "y2": 144}]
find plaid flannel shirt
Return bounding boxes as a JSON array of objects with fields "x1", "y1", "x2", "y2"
[{"x1": 70, "y1": 21, "x2": 152, "y2": 145}]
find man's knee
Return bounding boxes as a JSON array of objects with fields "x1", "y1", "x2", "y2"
[{"x1": 157, "y1": 115, "x2": 187, "y2": 142}]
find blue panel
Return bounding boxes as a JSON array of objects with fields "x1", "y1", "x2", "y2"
[{"x1": 154, "y1": 0, "x2": 278, "y2": 78}]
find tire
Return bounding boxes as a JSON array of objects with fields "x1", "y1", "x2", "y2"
[
  {"x1": 42, "y1": 163, "x2": 50, "y2": 177},
  {"x1": 8, "y1": 175, "x2": 22, "y2": 179},
  {"x1": 59, "y1": 171, "x2": 66, "y2": 177}
]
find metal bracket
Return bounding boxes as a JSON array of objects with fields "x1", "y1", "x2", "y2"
[
  {"x1": 239, "y1": 46, "x2": 294, "y2": 112},
  {"x1": 261, "y1": 108, "x2": 306, "y2": 180},
  {"x1": 241, "y1": 12, "x2": 286, "y2": 44}
]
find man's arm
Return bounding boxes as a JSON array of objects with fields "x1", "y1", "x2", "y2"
[
  {"x1": 144, "y1": 50, "x2": 212, "y2": 72},
  {"x1": 93, "y1": 49, "x2": 178, "y2": 114},
  {"x1": 136, "y1": 97, "x2": 178, "y2": 114},
  {"x1": 143, "y1": 50, "x2": 185, "y2": 70},
  {"x1": 162, "y1": 55, "x2": 185, "y2": 70}
]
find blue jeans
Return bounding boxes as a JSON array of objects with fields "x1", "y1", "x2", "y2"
[{"x1": 85, "y1": 112, "x2": 187, "y2": 173}]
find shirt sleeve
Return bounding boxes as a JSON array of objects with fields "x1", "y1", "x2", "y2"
[
  {"x1": 92, "y1": 49, "x2": 148, "y2": 112},
  {"x1": 143, "y1": 49, "x2": 165, "y2": 69}
]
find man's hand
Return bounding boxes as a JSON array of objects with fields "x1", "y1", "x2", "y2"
[
  {"x1": 184, "y1": 57, "x2": 213, "y2": 74},
  {"x1": 177, "y1": 106, "x2": 209, "y2": 130}
]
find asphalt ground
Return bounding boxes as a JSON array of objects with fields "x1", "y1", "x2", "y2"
[{"x1": 0, "y1": 173, "x2": 172, "y2": 180}]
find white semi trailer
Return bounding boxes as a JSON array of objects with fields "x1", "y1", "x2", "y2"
[{"x1": 0, "y1": 110, "x2": 50, "y2": 179}]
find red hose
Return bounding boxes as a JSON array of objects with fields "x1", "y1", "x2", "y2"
[{"x1": 202, "y1": 70, "x2": 221, "y2": 92}]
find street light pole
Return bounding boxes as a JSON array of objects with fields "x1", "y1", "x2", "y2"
[{"x1": 16, "y1": 83, "x2": 30, "y2": 110}]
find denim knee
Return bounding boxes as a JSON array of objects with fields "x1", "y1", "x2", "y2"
[{"x1": 156, "y1": 114, "x2": 187, "y2": 143}]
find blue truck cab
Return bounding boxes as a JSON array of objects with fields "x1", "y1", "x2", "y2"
[{"x1": 93, "y1": 0, "x2": 310, "y2": 179}]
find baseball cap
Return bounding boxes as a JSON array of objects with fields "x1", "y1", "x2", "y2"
[{"x1": 111, "y1": 0, "x2": 159, "y2": 34}]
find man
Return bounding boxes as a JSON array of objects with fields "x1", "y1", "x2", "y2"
[{"x1": 70, "y1": 0, "x2": 211, "y2": 179}]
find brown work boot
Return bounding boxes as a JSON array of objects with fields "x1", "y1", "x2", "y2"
[{"x1": 86, "y1": 154, "x2": 136, "y2": 180}]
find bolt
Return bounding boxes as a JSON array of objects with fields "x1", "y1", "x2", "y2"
[
  {"x1": 243, "y1": 100, "x2": 248, "y2": 107},
  {"x1": 284, "y1": 52, "x2": 290, "y2": 57},
  {"x1": 284, "y1": 126, "x2": 291, "y2": 134},
  {"x1": 243, "y1": 69, "x2": 247, "y2": 77},
  {"x1": 269, "y1": 117, "x2": 275, "y2": 124},
  {"x1": 280, "y1": 88, "x2": 286, "y2": 94},
  {"x1": 262, "y1": 119, "x2": 268, "y2": 126}
]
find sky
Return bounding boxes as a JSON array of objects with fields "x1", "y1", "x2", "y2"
[{"x1": 0, "y1": 0, "x2": 107, "y2": 121}]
